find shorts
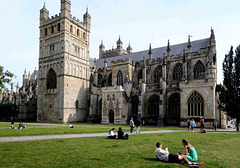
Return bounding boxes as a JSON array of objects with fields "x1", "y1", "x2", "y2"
[
  {"x1": 187, "y1": 122, "x2": 190, "y2": 127},
  {"x1": 168, "y1": 154, "x2": 179, "y2": 163},
  {"x1": 200, "y1": 124, "x2": 205, "y2": 129},
  {"x1": 186, "y1": 155, "x2": 198, "y2": 162}
]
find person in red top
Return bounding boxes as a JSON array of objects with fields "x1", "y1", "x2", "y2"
[{"x1": 200, "y1": 117, "x2": 205, "y2": 133}]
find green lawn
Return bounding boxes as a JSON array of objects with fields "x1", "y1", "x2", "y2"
[
  {"x1": 0, "y1": 132, "x2": 239, "y2": 168},
  {"x1": 0, "y1": 122, "x2": 183, "y2": 137}
]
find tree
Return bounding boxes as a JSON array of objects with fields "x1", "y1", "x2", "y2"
[
  {"x1": 0, "y1": 66, "x2": 15, "y2": 92},
  {"x1": 219, "y1": 45, "x2": 240, "y2": 131}
]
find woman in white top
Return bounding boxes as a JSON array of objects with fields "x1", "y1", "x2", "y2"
[{"x1": 108, "y1": 128, "x2": 116, "y2": 139}]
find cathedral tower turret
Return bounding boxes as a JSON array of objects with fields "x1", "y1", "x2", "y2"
[
  {"x1": 99, "y1": 40, "x2": 105, "y2": 58},
  {"x1": 187, "y1": 35, "x2": 192, "y2": 59},
  {"x1": 148, "y1": 43, "x2": 152, "y2": 64},
  {"x1": 127, "y1": 42, "x2": 132, "y2": 54},
  {"x1": 117, "y1": 36, "x2": 123, "y2": 52},
  {"x1": 61, "y1": 0, "x2": 71, "y2": 18},
  {"x1": 166, "y1": 40, "x2": 171, "y2": 61},
  {"x1": 83, "y1": 8, "x2": 91, "y2": 33},
  {"x1": 40, "y1": 2, "x2": 49, "y2": 26}
]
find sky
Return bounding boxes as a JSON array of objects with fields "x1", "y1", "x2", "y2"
[{"x1": 1, "y1": 0, "x2": 240, "y2": 91}]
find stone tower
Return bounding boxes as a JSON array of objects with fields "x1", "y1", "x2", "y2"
[{"x1": 37, "y1": 0, "x2": 91, "y2": 123}]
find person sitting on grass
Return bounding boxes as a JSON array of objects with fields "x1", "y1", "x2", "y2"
[
  {"x1": 9, "y1": 122, "x2": 14, "y2": 129},
  {"x1": 177, "y1": 139, "x2": 204, "y2": 166},
  {"x1": 117, "y1": 127, "x2": 128, "y2": 140},
  {"x1": 107, "y1": 128, "x2": 116, "y2": 139},
  {"x1": 18, "y1": 122, "x2": 26, "y2": 129},
  {"x1": 155, "y1": 142, "x2": 204, "y2": 166}
]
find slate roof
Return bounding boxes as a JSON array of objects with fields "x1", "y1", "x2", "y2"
[{"x1": 90, "y1": 37, "x2": 210, "y2": 69}]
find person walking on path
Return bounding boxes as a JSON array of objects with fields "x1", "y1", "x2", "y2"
[
  {"x1": 130, "y1": 118, "x2": 134, "y2": 133},
  {"x1": 187, "y1": 118, "x2": 190, "y2": 132},
  {"x1": 213, "y1": 120, "x2": 217, "y2": 131},
  {"x1": 200, "y1": 117, "x2": 205, "y2": 133},
  {"x1": 136, "y1": 118, "x2": 141, "y2": 133},
  {"x1": 190, "y1": 119, "x2": 196, "y2": 132}
]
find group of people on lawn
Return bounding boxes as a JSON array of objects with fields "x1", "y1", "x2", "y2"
[
  {"x1": 108, "y1": 117, "x2": 205, "y2": 166},
  {"x1": 155, "y1": 139, "x2": 204, "y2": 166},
  {"x1": 107, "y1": 127, "x2": 129, "y2": 140},
  {"x1": 9, "y1": 121, "x2": 26, "y2": 129}
]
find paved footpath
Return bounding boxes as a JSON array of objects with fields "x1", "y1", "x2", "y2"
[{"x1": 0, "y1": 129, "x2": 186, "y2": 143}]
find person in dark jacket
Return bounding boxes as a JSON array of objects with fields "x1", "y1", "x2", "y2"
[
  {"x1": 117, "y1": 127, "x2": 128, "y2": 140},
  {"x1": 136, "y1": 118, "x2": 141, "y2": 133}
]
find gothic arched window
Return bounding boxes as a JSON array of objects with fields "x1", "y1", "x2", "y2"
[
  {"x1": 70, "y1": 25, "x2": 73, "y2": 33},
  {"x1": 75, "y1": 100, "x2": 79, "y2": 109},
  {"x1": 194, "y1": 60, "x2": 205, "y2": 79},
  {"x1": 188, "y1": 91, "x2": 204, "y2": 116},
  {"x1": 147, "y1": 94, "x2": 159, "y2": 116},
  {"x1": 117, "y1": 71, "x2": 123, "y2": 86},
  {"x1": 46, "y1": 68, "x2": 57, "y2": 89},
  {"x1": 98, "y1": 74, "x2": 103, "y2": 87},
  {"x1": 137, "y1": 69, "x2": 142, "y2": 84},
  {"x1": 173, "y1": 63, "x2": 183, "y2": 81},
  {"x1": 168, "y1": 93, "x2": 180, "y2": 117},
  {"x1": 154, "y1": 66, "x2": 162, "y2": 83},
  {"x1": 83, "y1": 32, "x2": 86, "y2": 39},
  {"x1": 108, "y1": 73, "x2": 112, "y2": 86},
  {"x1": 51, "y1": 26, "x2": 54, "y2": 34}
]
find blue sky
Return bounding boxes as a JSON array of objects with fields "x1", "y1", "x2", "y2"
[{"x1": 1, "y1": 0, "x2": 240, "y2": 91}]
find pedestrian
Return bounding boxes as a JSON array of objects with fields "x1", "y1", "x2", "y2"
[
  {"x1": 187, "y1": 118, "x2": 190, "y2": 132},
  {"x1": 130, "y1": 118, "x2": 134, "y2": 133},
  {"x1": 213, "y1": 120, "x2": 217, "y2": 131},
  {"x1": 136, "y1": 118, "x2": 141, "y2": 133},
  {"x1": 190, "y1": 119, "x2": 196, "y2": 132},
  {"x1": 200, "y1": 117, "x2": 205, "y2": 133}
]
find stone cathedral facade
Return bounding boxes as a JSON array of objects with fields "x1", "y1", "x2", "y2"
[
  {"x1": 89, "y1": 32, "x2": 226, "y2": 127},
  {"x1": 0, "y1": 0, "x2": 227, "y2": 127}
]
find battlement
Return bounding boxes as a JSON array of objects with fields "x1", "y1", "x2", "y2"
[
  {"x1": 42, "y1": 13, "x2": 86, "y2": 28},
  {"x1": 111, "y1": 58, "x2": 134, "y2": 66}
]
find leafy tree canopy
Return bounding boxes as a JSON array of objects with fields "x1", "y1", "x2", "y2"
[
  {"x1": 0, "y1": 66, "x2": 15, "y2": 92},
  {"x1": 219, "y1": 45, "x2": 240, "y2": 131}
]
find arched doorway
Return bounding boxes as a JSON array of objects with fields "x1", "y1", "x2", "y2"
[
  {"x1": 167, "y1": 93, "x2": 180, "y2": 125},
  {"x1": 132, "y1": 95, "x2": 139, "y2": 116},
  {"x1": 109, "y1": 110, "x2": 114, "y2": 124}
]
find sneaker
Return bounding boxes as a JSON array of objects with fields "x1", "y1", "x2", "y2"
[{"x1": 198, "y1": 162, "x2": 204, "y2": 166}]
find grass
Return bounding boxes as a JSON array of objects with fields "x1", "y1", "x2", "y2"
[
  {"x1": 0, "y1": 122, "x2": 184, "y2": 137},
  {"x1": 0, "y1": 132, "x2": 240, "y2": 168}
]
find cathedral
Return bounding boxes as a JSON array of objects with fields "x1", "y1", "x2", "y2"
[{"x1": 0, "y1": 0, "x2": 227, "y2": 128}]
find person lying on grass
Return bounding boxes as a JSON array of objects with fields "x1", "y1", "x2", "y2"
[
  {"x1": 155, "y1": 142, "x2": 204, "y2": 166},
  {"x1": 107, "y1": 128, "x2": 116, "y2": 139},
  {"x1": 177, "y1": 139, "x2": 204, "y2": 166}
]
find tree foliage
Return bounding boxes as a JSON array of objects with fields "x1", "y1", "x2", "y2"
[
  {"x1": 0, "y1": 66, "x2": 15, "y2": 92},
  {"x1": 219, "y1": 45, "x2": 240, "y2": 131}
]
